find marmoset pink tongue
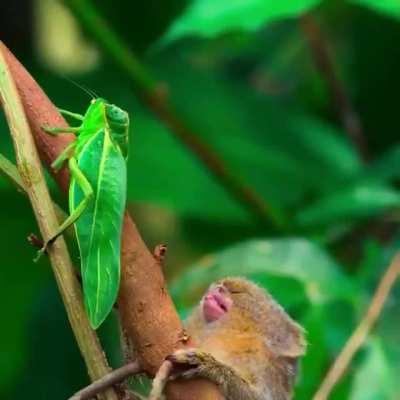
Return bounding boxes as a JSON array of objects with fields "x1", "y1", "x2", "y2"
[{"x1": 202, "y1": 288, "x2": 233, "y2": 322}]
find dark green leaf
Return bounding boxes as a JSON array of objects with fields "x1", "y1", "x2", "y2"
[
  {"x1": 0, "y1": 191, "x2": 49, "y2": 393},
  {"x1": 162, "y1": 0, "x2": 322, "y2": 43},
  {"x1": 351, "y1": 0, "x2": 400, "y2": 20},
  {"x1": 361, "y1": 145, "x2": 400, "y2": 184}
]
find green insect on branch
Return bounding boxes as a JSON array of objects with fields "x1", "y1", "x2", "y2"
[
  {"x1": 39, "y1": 98, "x2": 129, "y2": 329},
  {"x1": 0, "y1": 44, "x2": 119, "y2": 400}
]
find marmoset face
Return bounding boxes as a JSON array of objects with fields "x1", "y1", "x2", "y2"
[{"x1": 201, "y1": 283, "x2": 233, "y2": 322}]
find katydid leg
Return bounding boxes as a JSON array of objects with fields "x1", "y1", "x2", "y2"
[
  {"x1": 58, "y1": 108, "x2": 84, "y2": 121},
  {"x1": 42, "y1": 126, "x2": 80, "y2": 135},
  {"x1": 51, "y1": 142, "x2": 76, "y2": 171},
  {"x1": 35, "y1": 157, "x2": 93, "y2": 260}
]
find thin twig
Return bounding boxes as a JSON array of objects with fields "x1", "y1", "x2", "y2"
[
  {"x1": 300, "y1": 14, "x2": 369, "y2": 161},
  {"x1": 27, "y1": 233, "x2": 45, "y2": 249},
  {"x1": 0, "y1": 152, "x2": 68, "y2": 225},
  {"x1": 313, "y1": 252, "x2": 400, "y2": 400},
  {"x1": 69, "y1": 361, "x2": 142, "y2": 400},
  {"x1": 62, "y1": 0, "x2": 286, "y2": 230},
  {"x1": 148, "y1": 360, "x2": 173, "y2": 400},
  {"x1": 0, "y1": 153, "x2": 25, "y2": 192},
  {"x1": 0, "y1": 46, "x2": 118, "y2": 400}
]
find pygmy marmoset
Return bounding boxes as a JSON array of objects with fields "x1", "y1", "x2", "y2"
[{"x1": 150, "y1": 277, "x2": 306, "y2": 400}]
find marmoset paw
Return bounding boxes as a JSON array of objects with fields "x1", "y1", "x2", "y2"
[
  {"x1": 167, "y1": 349, "x2": 199, "y2": 365},
  {"x1": 167, "y1": 349, "x2": 211, "y2": 366}
]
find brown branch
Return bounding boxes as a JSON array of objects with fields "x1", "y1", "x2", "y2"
[
  {"x1": 313, "y1": 252, "x2": 400, "y2": 400},
  {"x1": 69, "y1": 361, "x2": 142, "y2": 400},
  {"x1": 0, "y1": 45, "x2": 118, "y2": 400},
  {"x1": 300, "y1": 14, "x2": 369, "y2": 162},
  {"x1": 0, "y1": 43, "x2": 222, "y2": 399}
]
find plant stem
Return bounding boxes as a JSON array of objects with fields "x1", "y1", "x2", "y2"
[
  {"x1": 313, "y1": 252, "x2": 400, "y2": 400},
  {"x1": 69, "y1": 361, "x2": 141, "y2": 400},
  {"x1": 0, "y1": 153, "x2": 69, "y2": 223},
  {"x1": 0, "y1": 47, "x2": 119, "y2": 400},
  {"x1": 63, "y1": 0, "x2": 286, "y2": 230},
  {"x1": 300, "y1": 14, "x2": 368, "y2": 162}
]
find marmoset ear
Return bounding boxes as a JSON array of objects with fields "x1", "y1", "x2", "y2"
[{"x1": 267, "y1": 319, "x2": 306, "y2": 358}]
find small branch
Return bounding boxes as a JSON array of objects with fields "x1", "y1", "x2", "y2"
[
  {"x1": 148, "y1": 360, "x2": 173, "y2": 400},
  {"x1": 69, "y1": 361, "x2": 141, "y2": 400},
  {"x1": 0, "y1": 153, "x2": 25, "y2": 193},
  {"x1": 300, "y1": 14, "x2": 369, "y2": 162},
  {"x1": 313, "y1": 252, "x2": 400, "y2": 400},
  {"x1": 153, "y1": 243, "x2": 167, "y2": 265},
  {"x1": 27, "y1": 233, "x2": 44, "y2": 249},
  {"x1": 62, "y1": 0, "x2": 286, "y2": 230},
  {"x1": 0, "y1": 48, "x2": 118, "y2": 400},
  {"x1": 0, "y1": 152, "x2": 68, "y2": 226}
]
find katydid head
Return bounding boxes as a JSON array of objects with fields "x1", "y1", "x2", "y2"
[
  {"x1": 79, "y1": 98, "x2": 130, "y2": 159},
  {"x1": 104, "y1": 103, "x2": 130, "y2": 160}
]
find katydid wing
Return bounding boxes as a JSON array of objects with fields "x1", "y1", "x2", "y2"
[{"x1": 42, "y1": 98, "x2": 129, "y2": 328}]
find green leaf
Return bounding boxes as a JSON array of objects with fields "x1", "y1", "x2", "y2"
[
  {"x1": 295, "y1": 305, "x2": 332, "y2": 399},
  {"x1": 72, "y1": 130, "x2": 126, "y2": 328},
  {"x1": 350, "y1": 338, "x2": 397, "y2": 400},
  {"x1": 171, "y1": 238, "x2": 354, "y2": 314},
  {"x1": 351, "y1": 0, "x2": 400, "y2": 20},
  {"x1": 162, "y1": 0, "x2": 322, "y2": 43},
  {"x1": 361, "y1": 145, "x2": 400, "y2": 184},
  {"x1": 296, "y1": 184, "x2": 400, "y2": 227}
]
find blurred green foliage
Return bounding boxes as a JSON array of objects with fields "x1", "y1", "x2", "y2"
[
  {"x1": 1, "y1": 0, "x2": 400, "y2": 399},
  {"x1": 162, "y1": 0, "x2": 322, "y2": 42}
]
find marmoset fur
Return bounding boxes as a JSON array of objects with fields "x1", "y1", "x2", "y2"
[{"x1": 150, "y1": 277, "x2": 306, "y2": 400}]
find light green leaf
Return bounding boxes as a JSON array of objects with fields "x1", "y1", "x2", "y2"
[
  {"x1": 162, "y1": 0, "x2": 322, "y2": 43},
  {"x1": 296, "y1": 184, "x2": 400, "y2": 227},
  {"x1": 171, "y1": 239, "x2": 354, "y2": 314},
  {"x1": 351, "y1": 0, "x2": 400, "y2": 20},
  {"x1": 350, "y1": 338, "x2": 397, "y2": 400}
]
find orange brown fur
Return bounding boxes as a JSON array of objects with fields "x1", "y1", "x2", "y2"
[{"x1": 150, "y1": 277, "x2": 306, "y2": 400}]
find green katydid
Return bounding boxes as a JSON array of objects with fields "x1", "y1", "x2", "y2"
[{"x1": 39, "y1": 98, "x2": 129, "y2": 329}]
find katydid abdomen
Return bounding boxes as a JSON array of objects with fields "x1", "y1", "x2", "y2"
[{"x1": 71, "y1": 129, "x2": 127, "y2": 328}]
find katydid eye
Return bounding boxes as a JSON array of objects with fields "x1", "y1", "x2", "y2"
[{"x1": 107, "y1": 106, "x2": 128, "y2": 124}]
